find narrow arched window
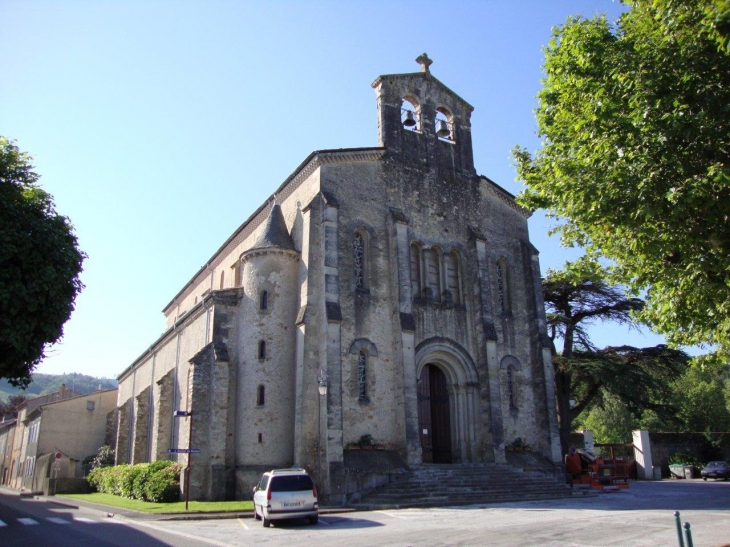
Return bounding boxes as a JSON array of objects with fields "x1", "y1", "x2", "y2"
[
  {"x1": 426, "y1": 247, "x2": 441, "y2": 302},
  {"x1": 497, "y1": 258, "x2": 510, "y2": 313},
  {"x1": 410, "y1": 243, "x2": 422, "y2": 299},
  {"x1": 357, "y1": 350, "x2": 367, "y2": 400},
  {"x1": 445, "y1": 250, "x2": 461, "y2": 304},
  {"x1": 258, "y1": 340, "x2": 266, "y2": 360},
  {"x1": 260, "y1": 290, "x2": 268, "y2": 310},
  {"x1": 257, "y1": 385, "x2": 265, "y2": 406},
  {"x1": 507, "y1": 366, "x2": 516, "y2": 409},
  {"x1": 353, "y1": 231, "x2": 366, "y2": 289},
  {"x1": 219, "y1": 271, "x2": 225, "y2": 289}
]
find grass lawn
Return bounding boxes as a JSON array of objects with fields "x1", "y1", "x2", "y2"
[{"x1": 59, "y1": 493, "x2": 253, "y2": 514}]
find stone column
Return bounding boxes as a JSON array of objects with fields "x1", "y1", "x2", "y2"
[
  {"x1": 322, "y1": 200, "x2": 343, "y2": 499},
  {"x1": 473, "y1": 230, "x2": 506, "y2": 464},
  {"x1": 132, "y1": 387, "x2": 151, "y2": 463},
  {"x1": 390, "y1": 209, "x2": 421, "y2": 464}
]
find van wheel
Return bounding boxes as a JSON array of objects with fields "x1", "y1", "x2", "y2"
[
  {"x1": 263, "y1": 517, "x2": 271, "y2": 528},
  {"x1": 309, "y1": 515, "x2": 318, "y2": 525}
]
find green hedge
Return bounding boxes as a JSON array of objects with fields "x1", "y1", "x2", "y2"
[{"x1": 88, "y1": 461, "x2": 182, "y2": 503}]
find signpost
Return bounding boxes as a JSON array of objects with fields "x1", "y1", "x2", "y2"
[{"x1": 171, "y1": 409, "x2": 194, "y2": 510}]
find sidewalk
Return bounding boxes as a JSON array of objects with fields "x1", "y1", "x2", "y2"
[{"x1": 1, "y1": 485, "x2": 354, "y2": 521}]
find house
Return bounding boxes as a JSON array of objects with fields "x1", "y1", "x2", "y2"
[
  {"x1": 4, "y1": 386, "x2": 117, "y2": 493},
  {"x1": 114, "y1": 55, "x2": 562, "y2": 502},
  {"x1": 0, "y1": 418, "x2": 16, "y2": 485}
]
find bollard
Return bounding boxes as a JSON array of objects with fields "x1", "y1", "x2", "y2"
[
  {"x1": 683, "y1": 522, "x2": 694, "y2": 547},
  {"x1": 674, "y1": 511, "x2": 685, "y2": 547}
]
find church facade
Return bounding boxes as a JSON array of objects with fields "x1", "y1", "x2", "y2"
[{"x1": 115, "y1": 56, "x2": 562, "y2": 502}]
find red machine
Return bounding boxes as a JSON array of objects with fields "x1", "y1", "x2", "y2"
[{"x1": 566, "y1": 447, "x2": 631, "y2": 491}]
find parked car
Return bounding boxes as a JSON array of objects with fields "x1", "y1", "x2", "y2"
[
  {"x1": 252, "y1": 468, "x2": 319, "y2": 527},
  {"x1": 700, "y1": 461, "x2": 729, "y2": 481}
]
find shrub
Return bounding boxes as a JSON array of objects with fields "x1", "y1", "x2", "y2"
[{"x1": 87, "y1": 460, "x2": 182, "y2": 502}]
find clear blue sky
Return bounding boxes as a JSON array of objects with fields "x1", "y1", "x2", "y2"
[{"x1": 2, "y1": 0, "x2": 682, "y2": 380}]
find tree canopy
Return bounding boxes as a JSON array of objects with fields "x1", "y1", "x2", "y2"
[
  {"x1": 0, "y1": 137, "x2": 85, "y2": 387},
  {"x1": 514, "y1": 0, "x2": 730, "y2": 358},
  {"x1": 543, "y1": 261, "x2": 689, "y2": 453}
]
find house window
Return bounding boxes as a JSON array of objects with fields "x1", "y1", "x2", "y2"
[
  {"x1": 257, "y1": 385, "x2": 265, "y2": 406},
  {"x1": 353, "y1": 231, "x2": 366, "y2": 289},
  {"x1": 258, "y1": 340, "x2": 266, "y2": 360},
  {"x1": 219, "y1": 270, "x2": 225, "y2": 289},
  {"x1": 260, "y1": 290, "x2": 268, "y2": 310},
  {"x1": 357, "y1": 350, "x2": 367, "y2": 400}
]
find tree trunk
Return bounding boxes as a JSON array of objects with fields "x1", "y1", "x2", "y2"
[{"x1": 554, "y1": 367, "x2": 572, "y2": 456}]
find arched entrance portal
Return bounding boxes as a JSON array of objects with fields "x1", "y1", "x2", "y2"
[
  {"x1": 415, "y1": 337, "x2": 481, "y2": 464},
  {"x1": 418, "y1": 364, "x2": 452, "y2": 463}
]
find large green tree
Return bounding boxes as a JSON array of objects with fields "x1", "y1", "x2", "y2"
[
  {"x1": 514, "y1": 0, "x2": 730, "y2": 358},
  {"x1": 0, "y1": 137, "x2": 85, "y2": 387},
  {"x1": 544, "y1": 262, "x2": 689, "y2": 453}
]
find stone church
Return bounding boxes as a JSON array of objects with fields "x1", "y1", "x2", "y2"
[{"x1": 115, "y1": 55, "x2": 562, "y2": 503}]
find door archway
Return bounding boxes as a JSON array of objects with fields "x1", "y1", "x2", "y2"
[{"x1": 415, "y1": 337, "x2": 480, "y2": 463}]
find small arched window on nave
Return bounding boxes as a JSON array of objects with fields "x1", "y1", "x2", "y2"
[
  {"x1": 353, "y1": 229, "x2": 369, "y2": 290},
  {"x1": 357, "y1": 350, "x2": 367, "y2": 401},
  {"x1": 496, "y1": 258, "x2": 511, "y2": 314}
]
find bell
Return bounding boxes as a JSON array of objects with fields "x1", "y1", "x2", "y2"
[
  {"x1": 436, "y1": 119, "x2": 451, "y2": 138},
  {"x1": 403, "y1": 110, "x2": 417, "y2": 127}
]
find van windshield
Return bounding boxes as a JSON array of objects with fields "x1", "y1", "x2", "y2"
[{"x1": 270, "y1": 475, "x2": 314, "y2": 492}]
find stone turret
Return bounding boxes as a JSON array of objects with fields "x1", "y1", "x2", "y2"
[{"x1": 236, "y1": 202, "x2": 300, "y2": 474}]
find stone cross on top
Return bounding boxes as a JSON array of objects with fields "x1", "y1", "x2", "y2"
[{"x1": 416, "y1": 53, "x2": 433, "y2": 73}]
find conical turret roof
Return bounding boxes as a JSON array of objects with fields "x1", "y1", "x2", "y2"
[{"x1": 250, "y1": 202, "x2": 296, "y2": 251}]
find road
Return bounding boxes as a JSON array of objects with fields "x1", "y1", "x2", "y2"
[
  {"x1": 2, "y1": 480, "x2": 729, "y2": 546},
  {"x1": 0, "y1": 488, "x2": 202, "y2": 547}
]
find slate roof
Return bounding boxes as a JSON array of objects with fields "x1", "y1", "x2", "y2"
[{"x1": 250, "y1": 202, "x2": 296, "y2": 251}]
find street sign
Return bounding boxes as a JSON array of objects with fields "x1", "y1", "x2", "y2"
[
  {"x1": 55, "y1": 452, "x2": 62, "y2": 459},
  {"x1": 167, "y1": 448, "x2": 201, "y2": 454}
]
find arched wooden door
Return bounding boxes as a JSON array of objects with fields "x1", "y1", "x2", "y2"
[{"x1": 417, "y1": 364, "x2": 452, "y2": 463}]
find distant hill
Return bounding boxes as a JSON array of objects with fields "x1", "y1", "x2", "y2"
[{"x1": 0, "y1": 373, "x2": 118, "y2": 403}]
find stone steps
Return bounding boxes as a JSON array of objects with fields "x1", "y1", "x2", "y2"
[{"x1": 352, "y1": 463, "x2": 574, "y2": 509}]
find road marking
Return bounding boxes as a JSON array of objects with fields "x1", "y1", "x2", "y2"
[
  {"x1": 318, "y1": 517, "x2": 330, "y2": 525},
  {"x1": 130, "y1": 519, "x2": 238, "y2": 547},
  {"x1": 376, "y1": 511, "x2": 407, "y2": 519},
  {"x1": 18, "y1": 518, "x2": 39, "y2": 525},
  {"x1": 238, "y1": 518, "x2": 249, "y2": 529},
  {"x1": 47, "y1": 517, "x2": 70, "y2": 524},
  {"x1": 74, "y1": 517, "x2": 98, "y2": 523}
]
